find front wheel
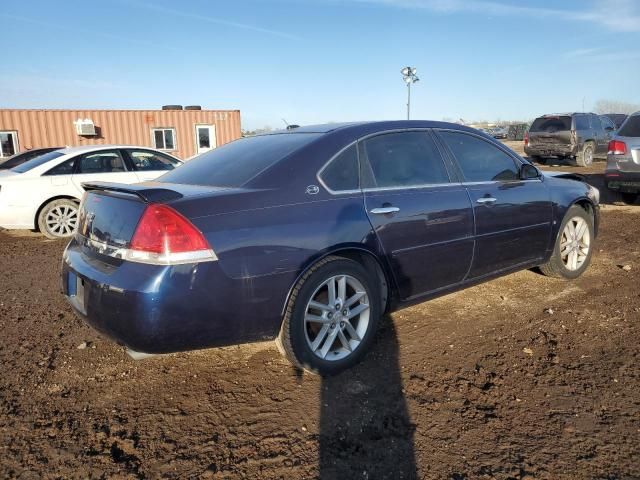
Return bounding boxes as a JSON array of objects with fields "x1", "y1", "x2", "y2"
[
  {"x1": 37, "y1": 198, "x2": 80, "y2": 239},
  {"x1": 539, "y1": 205, "x2": 594, "y2": 279},
  {"x1": 277, "y1": 256, "x2": 381, "y2": 375}
]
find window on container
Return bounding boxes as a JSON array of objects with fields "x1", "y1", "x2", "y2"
[
  {"x1": 152, "y1": 128, "x2": 177, "y2": 150},
  {"x1": 0, "y1": 131, "x2": 19, "y2": 158}
]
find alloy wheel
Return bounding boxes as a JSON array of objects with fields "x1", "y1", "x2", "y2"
[
  {"x1": 304, "y1": 274, "x2": 370, "y2": 361},
  {"x1": 45, "y1": 204, "x2": 78, "y2": 237},
  {"x1": 560, "y1": 216, "x2": 590, "y2": 271}
]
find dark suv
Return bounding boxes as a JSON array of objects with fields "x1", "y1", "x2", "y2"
[{"x1": 524, "y1": 113, "x2": 616, "y2": 167}]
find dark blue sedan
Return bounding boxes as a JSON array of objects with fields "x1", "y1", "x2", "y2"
[{"x1": 62, "y1": 121, "x2": 600, "y2": 375}]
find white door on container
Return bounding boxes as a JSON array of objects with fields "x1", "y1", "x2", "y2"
[{"x1": 195, "y1": 125, "x2": 216, "y2": 155}]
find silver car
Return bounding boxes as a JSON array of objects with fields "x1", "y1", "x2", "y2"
[{"x1": 606, "y1": 111, "x2": 640, "y2": 204}]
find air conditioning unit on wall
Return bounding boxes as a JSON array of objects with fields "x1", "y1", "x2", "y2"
[{"x1": 74, "y1": 118, "x2": 96, "y2": 136}]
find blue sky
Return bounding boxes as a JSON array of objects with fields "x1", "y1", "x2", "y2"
[{"x1": 1, "y1": 0, "x2": 639, "y2": 129}]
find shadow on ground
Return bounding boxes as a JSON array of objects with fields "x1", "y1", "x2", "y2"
[{"x1": 319, "y1": 317, "x2": 417, "y2": 479}]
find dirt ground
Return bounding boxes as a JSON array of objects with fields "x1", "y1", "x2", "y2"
[{"x1": 1, "y1": 159, "x2": 639, "y2": 479}]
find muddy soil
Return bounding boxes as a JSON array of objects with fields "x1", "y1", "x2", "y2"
[{"x1": 1, "y1": 205, "x2": 639, "y2": 478}]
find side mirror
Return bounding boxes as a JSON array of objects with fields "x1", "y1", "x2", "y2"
[
  {"x1": 605, "y1": 126, "x2": 614, "y2": 132},
  {"x1": 520, "y1": 163, "x2": 540, "y2": 180}
]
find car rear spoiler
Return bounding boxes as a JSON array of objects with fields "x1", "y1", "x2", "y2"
[{"x1": 82, "y1": 182, "x2": 184, "y2": 203}]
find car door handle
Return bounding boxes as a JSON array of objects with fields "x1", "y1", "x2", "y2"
[
  {"x1": 370, "y1": 207, "x2": 400, "y2": 214},
  {"x1": 476, "y1": 197, "x2": 497, "y2": 204}
]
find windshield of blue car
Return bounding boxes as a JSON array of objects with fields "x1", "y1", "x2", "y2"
[
  {"x1": 11, "y1": 151, "x2": 66, "y2": 173},
  {"x1": 618, "y1": 115, "x2": 640, "y2": 137},
  {"x1": 160, "y1": 133, "x2": 322, "y2": 187}
]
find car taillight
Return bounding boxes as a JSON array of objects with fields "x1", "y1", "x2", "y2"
[
  {"x1": 608, "y1": 140, "x2": 627, "y2": 155},
  {"x1": 524, "y1": 131, "x2": 529, "y2": 146},
  {"x1": 127, "y1": 204, "x2": 217, "y2": 265}
]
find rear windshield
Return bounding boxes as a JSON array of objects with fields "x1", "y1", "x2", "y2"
[
  {"x1": 11, "y1": 151, "x2": 65, "y2": 173},
  {"x1": 160, "y1": 133, "x2": 321, "y2": 187},
  {"x1": 529, "y1": 116, "x2": 572, "y2": 133},
  {"x1": 618, "y1": 115, "x2": 640, "y2": 137}
]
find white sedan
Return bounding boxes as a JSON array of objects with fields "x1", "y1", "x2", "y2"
[{"x1": 0, "y1": 145, "x2": 182, "y2": 238}]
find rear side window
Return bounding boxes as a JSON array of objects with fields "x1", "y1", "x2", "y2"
[
  {"x1": 439, "y1": 131, "x2": 520, "y2": 182},
  {"x1": 361, "y1": 131, "x2": 449, "y2": 188},
  {"x1": 160, "y1": 133, "x2": 321, "y2": 187},
  {"x1": 320, "y1": 144, "x2": 359, "y2": 191},
  {"x1": 43, "y1": 158, "x2": 75, "y2": 176},
  {"x1": 574, "y1": 115, "x2": 590, "y2": 130},
  {"x1": 77, "y1": 151, "x2": 127, "y2": 174},
  {"x1": 529, "y1": 116, "x2": 572, "y2": 132},
  {"x1": 618, "y1": 116, "x2": 640, "y2": 137},
  {"x1": 127, "y1": 149, "x2": 180, "y2": 171}
]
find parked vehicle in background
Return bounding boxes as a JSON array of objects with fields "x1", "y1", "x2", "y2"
[
  {"x1": 62, "y1": 121, "x2": 599, "y2": 375},
  {"x1": 602, "y1": 113, "x2": 628, "y2": 129},
  {"x1": 0, "y1": 147, "x2": 61, "y2": 170},
  {"x1": 605, "y1": 111, "x2": 640, "y2": 204},
  {"x1": 0, "y1": 145, "x2": 182, "y2": 238},
  {"x1": 524, "y1": 113, "x2": 615, "y2": 166},
  {"x1": 491, "y1": 127, "x2": 508, "y2": 139}
]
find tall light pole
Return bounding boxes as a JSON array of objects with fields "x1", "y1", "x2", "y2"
[{"x1": 401, "y1": 66, "x2": 419, "y2": 120}]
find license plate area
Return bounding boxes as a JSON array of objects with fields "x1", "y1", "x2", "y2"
[{"x1": 67, "y1": 271, "x2": 87, "y2": 315}]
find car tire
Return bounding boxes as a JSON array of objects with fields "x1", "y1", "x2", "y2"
[
  {"x1": 621, "y1": 193, "x2": 639, "y2": 205},
  {"x1": 277, "y1": 256, "x2": 381, "y2": 376},
  {"x1": 531, "y1": 155, "x2": 546, "y2": 165},
  {"x1": 37, "y1": 198, "x2": 80, "y2": 239},
  {"x1": 539, "y1": 205, "x2": 594, "y2": 280},
  {"x1": 575, "y1": 142, "x2": 595, "y2": 167}
]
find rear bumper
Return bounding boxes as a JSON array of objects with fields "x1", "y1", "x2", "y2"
[
  {"x1": 62, "y1": 238, "x2": 291, "y2": 354},
  {"x1": 605, "y1": 170, "x2": 640, "y2": 193},
  {"x1": 525, "y1": 144, "x2": 577, "y2": 157}
]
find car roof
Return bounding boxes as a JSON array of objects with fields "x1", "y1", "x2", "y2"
[
  {"x1": 259, "y1": 120, "x2": 480, "y2": 138},
  {"x1": 57, "y1": 145, "x2": 159, "y2": 155}
]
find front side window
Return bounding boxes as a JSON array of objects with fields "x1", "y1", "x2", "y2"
[
  {"x1": 77, "y1": 150, "x2": 127, "y2": 174},
  {"x1": 599, "y1": 116, "x2": 615, "y2": 130},
  {"x1": 438, "y1": 131, "x2": 520, "y2": 182},
  {"x1": 152, "y1": 128, "x2": 176, "y2": 150},
  {"x1": 127, "y1": 149, "x2": 181, "y2": 171},
  {"x1": 361, "y1": 131, "x2": 449, "y2": 188},
  {"x1": 319, "y1": 144, "x2": 359, "y2": 191}
]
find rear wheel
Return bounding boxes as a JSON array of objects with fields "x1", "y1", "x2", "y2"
[
  {"x1": 530, "y1": 155, "x2": 546, "y2": 165},
  {"x1": 539, "y1": 205, "x2": 594, "y2": 279},
  {"x1": 37, "y1": 198, "x2": 79, "y2": 239},
  {"x1": 277, "y1": 256, "x2": 380, "y2": 375},
  {"x1": 575, "y1": 142, "x2": 594, "y2": 167},
  {"x1": 621, "y1": 193, "x2": 639, "y2": 205}
]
